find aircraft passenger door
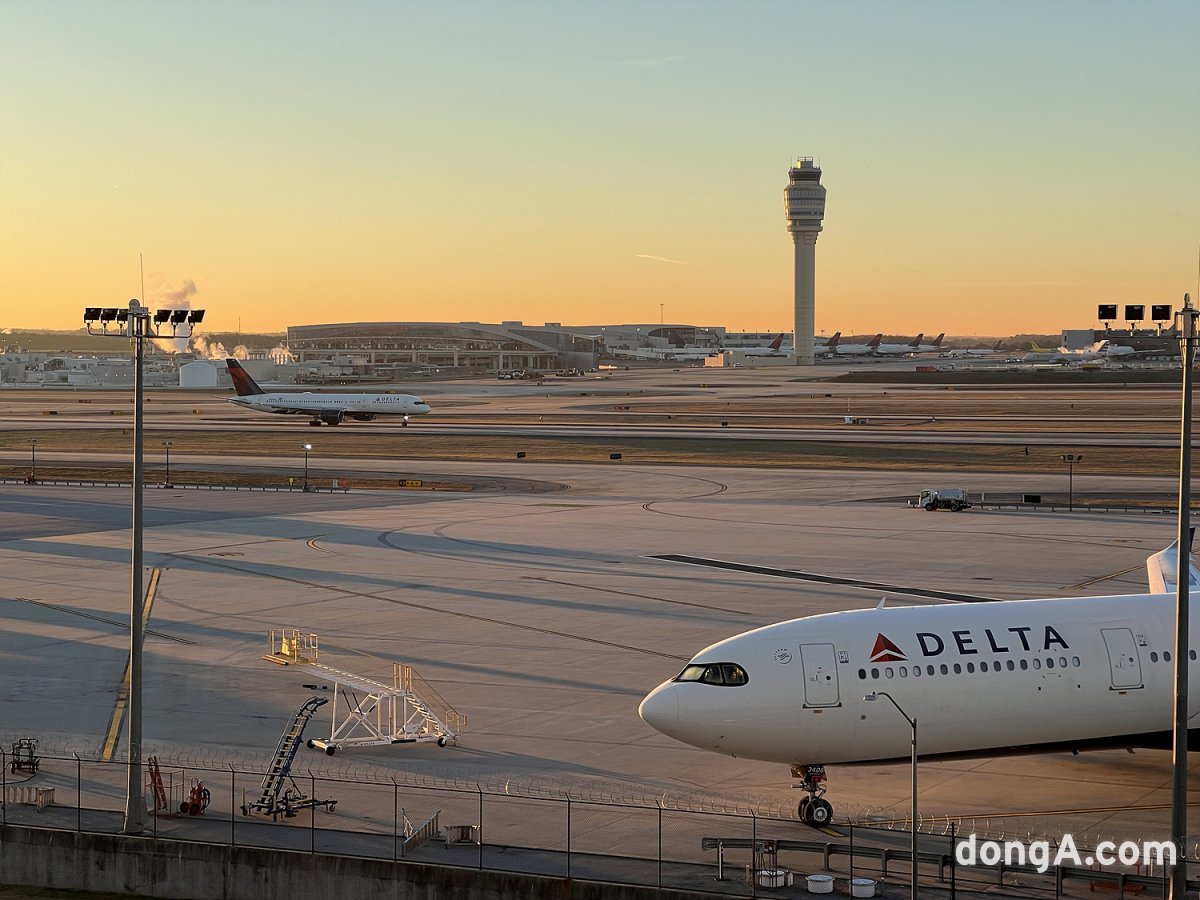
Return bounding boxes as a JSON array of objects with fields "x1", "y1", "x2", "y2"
[
  {"x1": 1101, "y1": 628, "x2": 1143, "y2": 689},
  {"x1": 800, "y1": 643, "x2": 840, "y2": 707}
]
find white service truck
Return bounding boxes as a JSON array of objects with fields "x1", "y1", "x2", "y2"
[{"x1": 911, "y1": 488, "x2": 972, "y2": 512}]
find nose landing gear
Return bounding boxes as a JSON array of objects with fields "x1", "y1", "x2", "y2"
[{"x1": 793, "y1": 763, "x2": 834, "y2": 826}]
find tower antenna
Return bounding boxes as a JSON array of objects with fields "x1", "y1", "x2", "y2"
[{"x1": 139, "y1": 252, "x2": 145, "y2": 305}]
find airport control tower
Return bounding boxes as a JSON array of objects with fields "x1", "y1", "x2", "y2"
[{"x1": 784, "y1": 158, "x2": 826, "y2": 365}]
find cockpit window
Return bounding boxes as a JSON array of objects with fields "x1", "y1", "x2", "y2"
[
  {"x1": 722, "y1": 663, "x2": 748, "y2": 685},
  {"x1": 674, "y1": 662, "x2": 749, "y2": 687}
]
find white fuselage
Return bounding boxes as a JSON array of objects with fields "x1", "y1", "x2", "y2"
[
  {"x1": 640, "y1": 592, "x2": 1192, "y2": 766},
  {"x1": 873, "y1": 342, "x2": 920, "y2": 356},
  {"x1": 230, "y1": 391, "x2": 431, "y2": 419},
  {"x1": 830, "y1": 342, "x2": 879, "y2": 356}
]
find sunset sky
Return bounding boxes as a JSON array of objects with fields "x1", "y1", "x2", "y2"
[{"x1": 3, "y1": 1, "x2": 1197, "y2": 336}]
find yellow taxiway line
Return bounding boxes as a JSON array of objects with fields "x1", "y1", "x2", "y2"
[{"x1": 100, "y1": 567, "x2": 162, "y2": 762}]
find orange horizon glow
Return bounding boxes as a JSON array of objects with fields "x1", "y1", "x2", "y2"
[{"x1": 2, "y1": 4, "x2": 1196, "y2": 337}]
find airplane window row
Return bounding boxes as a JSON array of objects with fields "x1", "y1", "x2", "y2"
[
  {"x1": 675, "y1": 663, "x2": 750, "y2": 687},
  {"x1": 857, "y1": 656, "x2": 1083, "y2": 680},
  {"x1": 1150, "y1": 650, "x2": 1197, "y2": 662}
]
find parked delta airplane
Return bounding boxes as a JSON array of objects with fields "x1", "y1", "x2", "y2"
[
  {"x1": 743, "y1": 332, "x2": 844, "y2": 359},
  {"x1": 639, "y1": 542, "x2": 1198, "y2": 826},
  {"x1": 1022, "y1": 340, "x2": 1143, "y2": 365},
  {"x1": 830, "y1": 334, "x2": 883, "y2": 356},
  {"x1": 944, "y1": 340, "x2": 1004, "y2": 358},
  {"x1": 225, "y1": 359, "x2": 431, "y2": 426},
  {"x1": 873, "y1": 333, "x2": 925, "y2": 356},
  {"x1": 743, "y1": 334, "x2": 789, "y2": 357},
  {"x1": 913, "y1": 333, "x2": 946, "y2": 354}
]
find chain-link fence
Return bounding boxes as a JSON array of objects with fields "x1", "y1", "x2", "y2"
[{"x1": 0, "y1": 748, "x2": 1192, "y2": 897}]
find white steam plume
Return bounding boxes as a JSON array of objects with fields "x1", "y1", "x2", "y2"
[{"x1": 149, "y1": 278, "x2": 198, "y2": 353}]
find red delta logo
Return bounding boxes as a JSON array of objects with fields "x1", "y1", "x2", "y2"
[{"x1": 870, "y1": 634, "x2": 907, "y2": 663}]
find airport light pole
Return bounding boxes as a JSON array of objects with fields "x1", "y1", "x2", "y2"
[
  {"x1": 1060, "y1": 453, "x2": 1082, "y2": 511},
  {"x1": 1170, "y1": 293, "x2": 1196, "y2": 900},
  {"x1": 161, "y1": 441, "x2": 173, "y2": 488},
  {"x1": 302, "y1": 443, "x2": 312, "y2": 492},
  {"x1": 28, "y1": 439, "x2": 37, "y2": 484},
  {"x1": 866, "y1": 691, "x2": 918, "y2": 900},
  {"x1": 83, "y1": 301, "x2": 203, "y2": 835}
]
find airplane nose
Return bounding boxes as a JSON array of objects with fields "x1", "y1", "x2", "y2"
[{"x1": 638, "y1": 682, "x2": 679, "y2": 735}]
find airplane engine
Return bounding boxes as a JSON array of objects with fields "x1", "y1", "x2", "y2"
[
  {"x1": 350, "y1": 413, "x2": 376, "y2": 421},
  {"x1": 318, "y1": 411, "x2": 344, "y2": 426}
]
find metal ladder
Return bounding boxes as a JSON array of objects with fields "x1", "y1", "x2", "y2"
[
  {"x1": 147, "y1": 755, "x2": 168, "y2": 812},
  {"x1": 245, "y1": 697, "x2": 328, "y2": 817}
]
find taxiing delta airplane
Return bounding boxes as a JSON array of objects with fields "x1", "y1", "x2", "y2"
[
  {"x1": 639, "y1": 542, "x2": 1200, "y2": 827},
  {"x1": 225, "y1": 359, "x2": 432, "y2": 426}
]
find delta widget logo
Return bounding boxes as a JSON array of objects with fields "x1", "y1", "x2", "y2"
[{"x1": 870, "y1": 634, "x2": 907, "y2": 663}]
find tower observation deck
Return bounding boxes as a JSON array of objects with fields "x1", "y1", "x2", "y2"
[{"x1": 784, "y1": 158, "x2": 826, "y2": 365}]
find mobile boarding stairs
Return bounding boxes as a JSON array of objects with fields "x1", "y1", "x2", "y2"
[{"x1": 263, "y1": 629, "x2": 465, "y2": 755}]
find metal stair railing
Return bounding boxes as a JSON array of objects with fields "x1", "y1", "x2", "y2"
[{"x1": 396, "y1": 664, "x2": 466, "y2": 737}]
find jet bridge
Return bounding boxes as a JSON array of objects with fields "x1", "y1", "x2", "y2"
[{"x1": 263, "y1": 630, "x2": 465, "y2": 755}]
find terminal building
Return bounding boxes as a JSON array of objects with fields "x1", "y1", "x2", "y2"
[{"x1": 285, "y1": 322, "x2": 599, "y2": 377}]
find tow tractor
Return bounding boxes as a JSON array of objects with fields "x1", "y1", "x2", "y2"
[{"x1": 9, "y1": 738, "x2": 40, "y2": 774}]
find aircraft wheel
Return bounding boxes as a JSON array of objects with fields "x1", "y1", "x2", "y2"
[
  {"x1": 798, "y1": 797, "x2": 811, "y2": 821},
  {"x1": 808, "y1": 798, "x2": 834, "y2": 826}
]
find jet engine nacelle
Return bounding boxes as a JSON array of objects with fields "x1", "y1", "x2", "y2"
[{"x1": 318, "y1": 410, "x2": 345, "y2": 426}]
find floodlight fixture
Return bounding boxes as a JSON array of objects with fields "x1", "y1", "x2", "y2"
[
  {"x1": 115, "y1": 308, "x2": 129, "y2": 322},
  {"x1": 187, "y1": 310, "x2": 205, "y2": 325},
  {"x1": 153, "y1": 309, "x2": 171, "y2": 323},
  {"x1": 99, "y1": 308, "x2": 118, "y2": 322},
  {"x1": 1097, "y1": 304, "x2": 1118, "y2": 321},
  {"x1": 84, "y1": 307, "x2": 101, "y2": 322},
  {"x1": 1153, "y1": 304, "x2": 1172, "y2": 322},
  {"x1": 169, "y1": 309, "x2": 188, "y2": 324},
  {"x1": 1125, "y1": 304, "x2": 1145, "y2": 323}
]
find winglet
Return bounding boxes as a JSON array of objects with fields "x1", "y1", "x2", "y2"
[
  {"x1": 1147, "y1": 534, "x2": 1199, "y2": 594},
  {"x1": 226, "y1": 359, "x2": 266, "y2": 396}
]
